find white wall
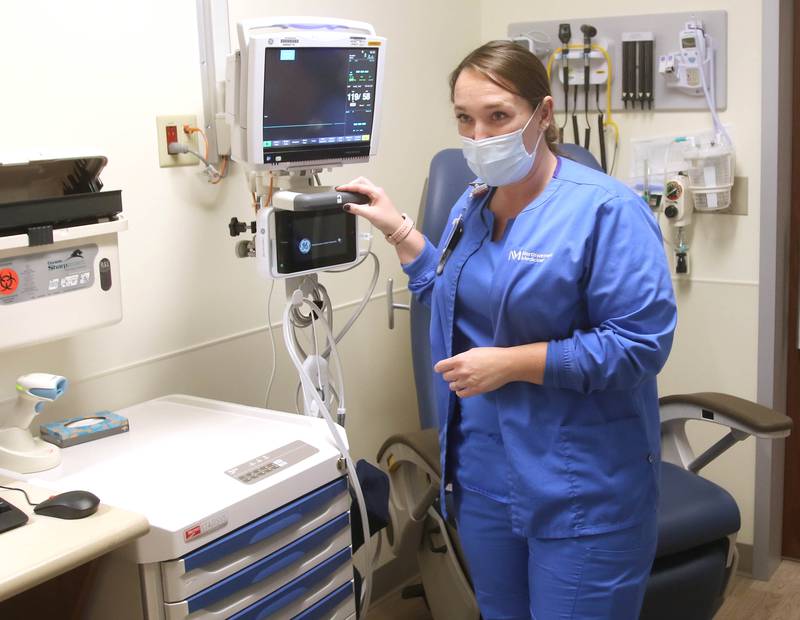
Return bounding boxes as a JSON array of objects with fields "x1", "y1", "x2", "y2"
[
  {"x1": 0, "y1": 0, "x2": 479, "y2": 467},
  {"x1": 1, "y1": 0, "x2": 766, "y2": 560},
  {"x1": 479, "y1": 1, "x2": 762, "y2": 545}
]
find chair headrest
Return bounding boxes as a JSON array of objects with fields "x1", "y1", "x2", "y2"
[{"x1": 421, "y1": 145, "x2": 602, "y2": 245}]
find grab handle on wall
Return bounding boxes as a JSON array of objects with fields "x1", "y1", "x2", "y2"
[{"x1": 387, "y1": 279, "x2": 410, "y2": 330}]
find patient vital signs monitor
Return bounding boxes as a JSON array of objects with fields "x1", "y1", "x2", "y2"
[
  {"x1": 226, "y1": 18, "x2": 386, "y2": 278},
  {"x1": 230, "y1": 17, "x2": 387, "y2": 170},
  {"x1": 199, "y1": 13, "x2": 386, "y2": 617},
  {"x1": 260, "y1": 47, "x2": 379, "y2": 166}
]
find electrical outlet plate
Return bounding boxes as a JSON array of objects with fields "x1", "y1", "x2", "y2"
[{"x1": 156, "y1": 115, "x2": 200, "y2": 168}]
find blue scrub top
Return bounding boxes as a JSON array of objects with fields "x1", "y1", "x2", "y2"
[
  {"x1": 450, "y1": 205, "x2": 515, "y2": 502},
  {"x1": 402, "y1": 156, "x2": 677, "y2": 539}
]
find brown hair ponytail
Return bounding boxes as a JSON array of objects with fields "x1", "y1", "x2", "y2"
[{"x1": 449, "y1": 40, "x2": 559, "y2": 152}]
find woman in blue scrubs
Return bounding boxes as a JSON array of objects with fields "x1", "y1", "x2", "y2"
[{"x1": 339, "y1": 40, "x2": 677, "y2": 620}]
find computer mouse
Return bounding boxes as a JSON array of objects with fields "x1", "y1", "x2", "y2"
[{"x1": 33, "y1": 490, "x2": 100, "y2": 520}]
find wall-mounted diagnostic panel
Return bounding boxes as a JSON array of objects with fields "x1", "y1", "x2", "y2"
[{"x1": 509, "y1": 11, "x2": 727, "y2": 113}]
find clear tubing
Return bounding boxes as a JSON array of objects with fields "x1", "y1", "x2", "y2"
[{"x1": 282, "y1": 296, "x2": 371, "y2": 614}]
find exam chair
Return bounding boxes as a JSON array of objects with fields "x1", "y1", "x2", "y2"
[{"x1": 377, "y1": 146, "x2": 794, "y2": 620}]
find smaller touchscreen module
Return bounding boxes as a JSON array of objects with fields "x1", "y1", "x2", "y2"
[{"x1": 274, "y1": 209, "x2": 357, "y2": 275}]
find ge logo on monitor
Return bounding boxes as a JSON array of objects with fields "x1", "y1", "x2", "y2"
[{"x1": 298, "y1": 239, "x2": 312, "y2": 255}]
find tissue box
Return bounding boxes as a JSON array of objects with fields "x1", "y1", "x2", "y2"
[{"x1": 40, "y1": 411, "x2": 129, "y2": 448}]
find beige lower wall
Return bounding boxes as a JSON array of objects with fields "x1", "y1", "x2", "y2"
[
  {"x1": 658, "y1": 279, "x2": 759, "y2": 544},
  {"x1": 10, "y1": 290, "x2": 418, "y2": 467},
  {"x1": 0, "y1": 0, "x2": 770, "y2": 602},
  {"x1": 475, "y1": 0, "x2": 765, "y2": 548},
  {"x1": 0, "y1": 288, "x2": 419, "y2": 606},
  {"x1": 0, "y1": 0, "x2": 476, "y2": 603}
]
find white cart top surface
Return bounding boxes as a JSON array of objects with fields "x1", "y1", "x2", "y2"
[{"x1": 23, "y1": 395, "x2": 343, "y2": 534}]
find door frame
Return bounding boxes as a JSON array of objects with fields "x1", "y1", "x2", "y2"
[
  {"x1": 780, "y1": 0, "x2": 800, "y2": 562},
  {"x1": 755, "y1": 0, "x2": 795, "y2": 580}
]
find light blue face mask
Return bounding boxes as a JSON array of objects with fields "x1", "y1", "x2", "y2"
[{"x1": 460, "y1": 104, "x2": 544, "y2": 187}]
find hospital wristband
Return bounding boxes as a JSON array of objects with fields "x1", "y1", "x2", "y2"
[{"x1": 386, "y1": 214, "x2": 414, "y2": 246}]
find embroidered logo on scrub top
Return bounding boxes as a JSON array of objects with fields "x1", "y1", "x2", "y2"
[{"x1": 507, "y1": 249, "x2": 553, "y2": 264}]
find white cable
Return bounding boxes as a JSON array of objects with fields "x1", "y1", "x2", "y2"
[
  {"x1": 291, "y1": 253, "x2": 376, "y2": 399},
  {"x1": 317, "y1": 283, "x2": 334, "y2": 331},
  {"x1": 694, "y1": 31, "x2": 731, "y2": 146},
  {"x1": 328, "y1": 384, "x2": 341, "y2": 412},
  {"x1": 308, "y1": 310, "x2": 326, "y2": 413},
  {"x1": 326, "y1": 222, "x2": 375, "y2": 272},
  {"x1": 662, "y1": 140, "x2": 674, "y2": 192},
  {"x1": 659, "y1": 139, "x2": 679, "y2": 251},
  {"x1": 282, "y1": 297, "x2": 372, "y2": 614},
  {"x1": 610, "y1": 141, "x2": 619, "y2": 176},
  {"x1": 294, "y1": 382, "x2": 304, "y2": 415},
  {"x1": 264, "y1": 278, "x2": 277, "y2": 408},
  {"x1": 323, "y1": 252, "x2": 380, "y2": 355},
  {"x1": 657, "y1": 208, "x2": 676, "y2": 250},
  {"x1": 292, "y1": 252, "x2": 378, "y2": 382},
  {"x1": 708, "y1": 38, "x2": 717, "y2": 106},
  {"x1": 699, "y1": 57, "x2": 724, "y2": 139},
  {"x1": 333, "y1": 252, "x2": 380, "y2": 345},
  {"x1": 308, "y1": 301, "x2": 346, "y2": 414},
  {"x1": 290, "y1": 286, "x2": 333, "y2": 358},
  {"x1": 372, "y1": 527, "x2": 383, "y2": 565}
]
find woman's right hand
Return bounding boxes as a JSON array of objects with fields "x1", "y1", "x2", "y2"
[{"x1": 336, "y1": 177, "x2": 404, "y2": 236}]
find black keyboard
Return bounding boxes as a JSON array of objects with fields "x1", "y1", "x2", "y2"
[{"x1": 0, "y1": 497, "x2": 29, "y2": 534}]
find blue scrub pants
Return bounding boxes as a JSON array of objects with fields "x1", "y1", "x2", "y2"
[{"x1": 453, "y1": 486, "x2": 658, "y2": 620}]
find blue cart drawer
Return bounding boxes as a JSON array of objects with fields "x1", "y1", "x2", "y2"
[
  {"x1": 291, "y1": 580, "x2": 354, "y2": 620},
  {"x1": 229, "y1": 548, "x2": 352, "y2": 620},
  {"x1": 186, "y1": 513, "x2": 350, "y2": 613},
  {"x1": 185, "y1": 478, "x2": 347, "y2": 572},
  {"x1": 162, "y1": 477, "x2": 349, "y2": 602}
]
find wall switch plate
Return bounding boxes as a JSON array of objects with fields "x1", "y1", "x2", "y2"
[{"x1": 156, "y1": 115, "x2": 200, "y2": 168}]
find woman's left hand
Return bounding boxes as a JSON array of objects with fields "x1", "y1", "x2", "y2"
[{"x1": 434, "y1": 347, "x2": 512, "y2": 398}]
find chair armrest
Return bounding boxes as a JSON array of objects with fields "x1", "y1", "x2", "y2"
[
  {"x1": 659, "y1": 392, "x2": 792, "y2": 438},
  {"x1": 377, "y1": 428, "x2": 441, "y2": 477},
  {"x1": 376, "y1": 429, "x2": 442, "y2": 557},
  {"x1": 659, "y1": 392, "x2": 792, "y2": 473}
]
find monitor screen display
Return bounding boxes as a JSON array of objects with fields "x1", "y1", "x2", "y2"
[
  {"x1": 274, "y1": 209, "x2": 357, "y2": 274},
  {"x1": 262, "y1": 47, "x2": 379, "y2": 164}
]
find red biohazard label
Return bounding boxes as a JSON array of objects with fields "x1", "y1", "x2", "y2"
[
  {"x1": 184, "y1": 525, "x2": 202, "y2": 541},
  {"x1": 0, "y1": 269, "x2": 19, "y2": 295}
]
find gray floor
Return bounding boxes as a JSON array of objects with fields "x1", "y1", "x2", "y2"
[{"x1": 367, "y1": 560, "x2": 800, "y2": 620}]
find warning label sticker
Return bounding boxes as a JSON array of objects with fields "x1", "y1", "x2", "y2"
[
  {"x1": 0, "y1": 269, "x2": 19, "y2": 295},
  {"x1": 0, "y1": 245, "x2": 98, "y2": 305}
]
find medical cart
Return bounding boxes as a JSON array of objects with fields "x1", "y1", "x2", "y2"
[{"x1": 28, "y1": 395, "x2": 356, "y2": 620}]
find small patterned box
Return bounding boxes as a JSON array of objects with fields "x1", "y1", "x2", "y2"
[{"x1": 40, "y1": 411, "x2": 129, "y2": 448}]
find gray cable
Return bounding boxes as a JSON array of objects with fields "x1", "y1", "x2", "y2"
[
  {"x1": 167, "y1": 142, "x2": 221, "y2": 179},
  {"x1": 186, "y1": 148, "x2": 212, "y2": 168}
]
